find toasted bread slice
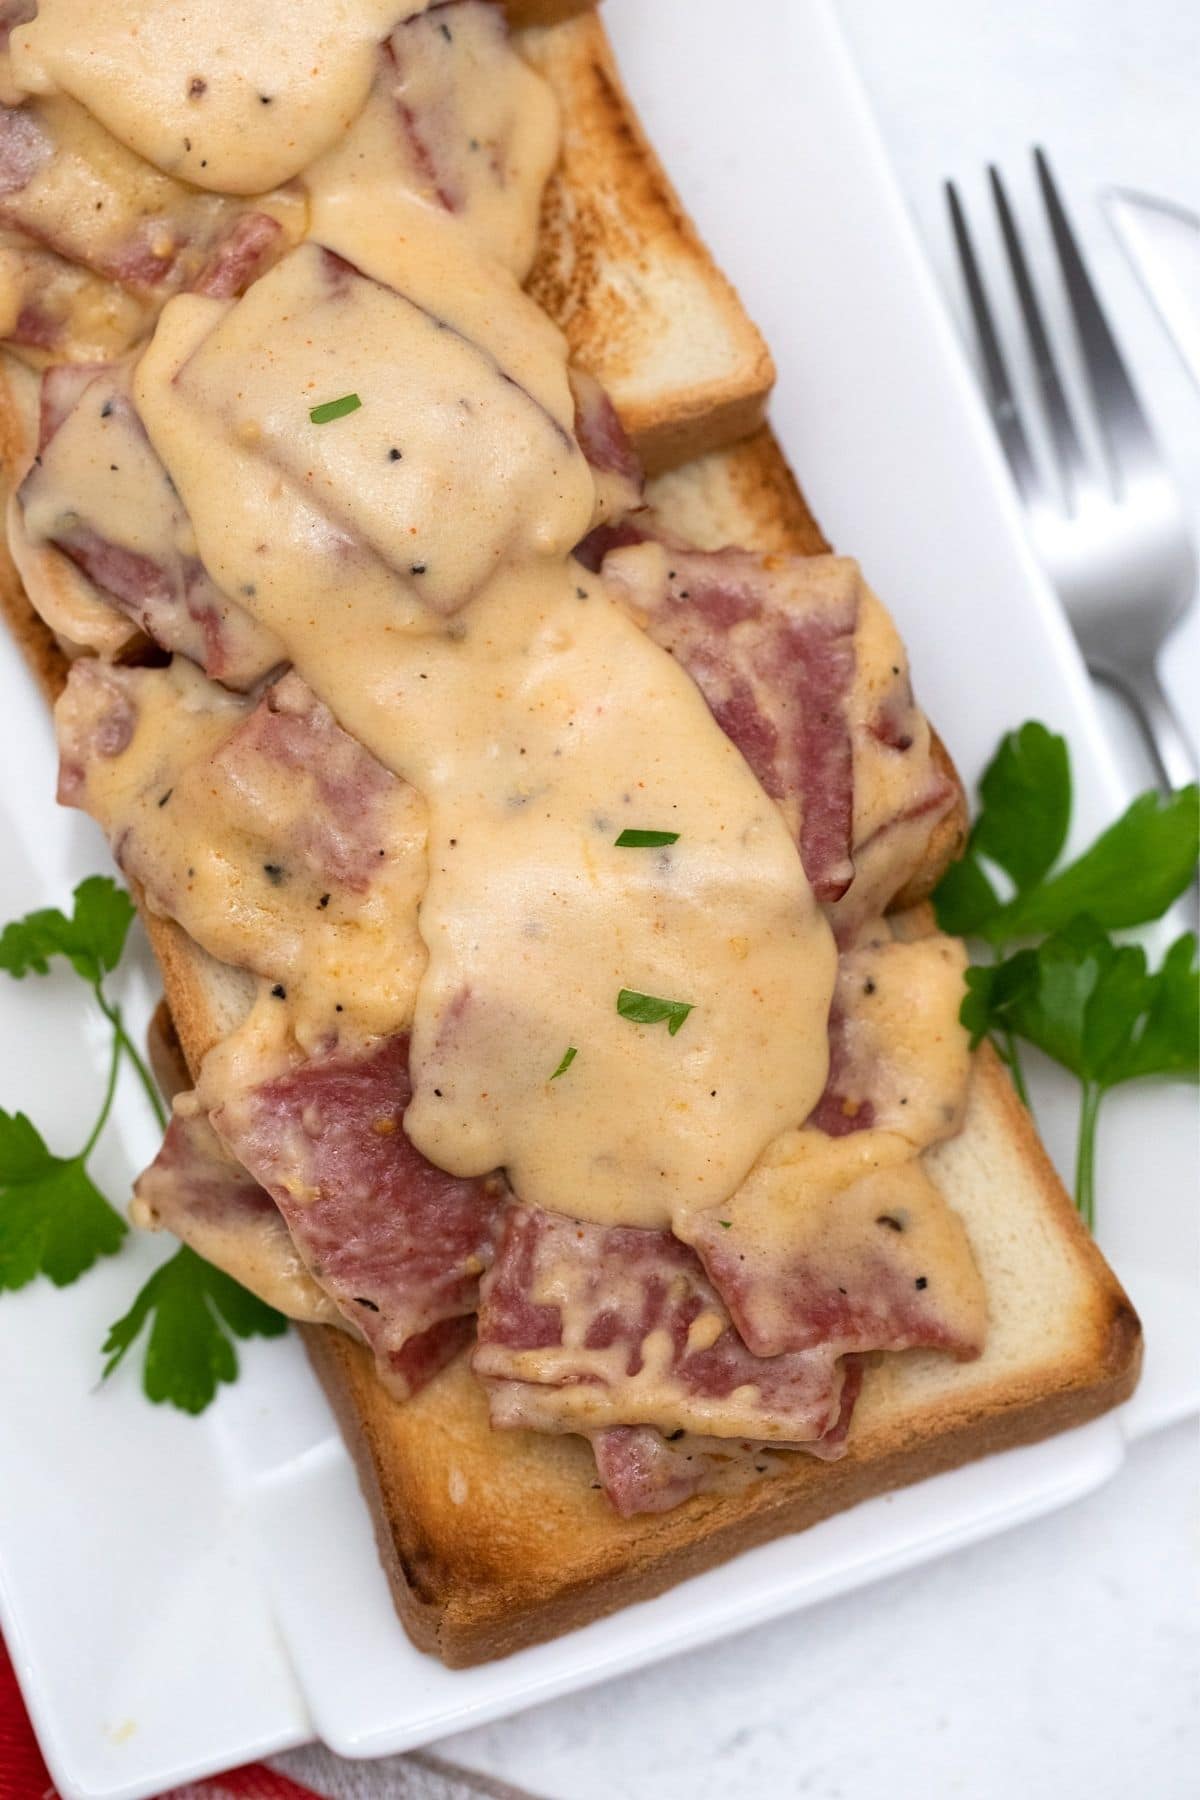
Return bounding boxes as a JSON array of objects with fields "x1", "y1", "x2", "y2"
[
  {"x1": 0, "y1": 404, "x2": 1140, "y2": 1666},
  {"x1": 521, "y1": 14, "x2": 776, "y2": 472},
  {"x1": 0, "y1": 5, "x2": 1137, "y2": 1672},
  {"x1": 644, "y1": 429, "x2": 967, "y2": 903},
  {"x1": 300, "y1": 1045, "x2": 1139, "y2": 1665}
]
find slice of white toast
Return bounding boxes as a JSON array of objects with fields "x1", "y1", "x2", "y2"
[
  {"x1": 0, "y1": 411, "x2": 1141, "y2": 1667},
  {"x1": 0, "y1": 6, "x2": 1139, "y2": 1672},
  {"x1": 300, "y1": 1040, "x2": 1138, "y2": 1665},
  {"x1": 520, "y1": 13, "x2": 776, "y2": 472}
]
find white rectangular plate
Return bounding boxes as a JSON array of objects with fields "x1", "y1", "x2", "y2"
[{"x1": 1, "y1": 3, "x2": 1195, "y2": 1796}]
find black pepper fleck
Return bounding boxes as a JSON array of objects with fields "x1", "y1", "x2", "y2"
[
  {"x1": 410, "y1": 563, "x2": 427, "y2": 575},
  {"x1": 863, "y1": 978, "x2": 876, "y2": 995},
  {"x1": 335, "y1": 1003, "x2": 343, "y2": 1012},
  {"x1": 317, "y1": 893, "x2": 331, "y2": 909},
  {"x1": 100, "y1": 401, "x2": 113, "y2": 419},
  {"x1": 188, "y1": 76, "x2": 207, "y2": 98},
  {"x1": 258, "y1": 93, "x2": 273, "y2": 105},
  {"x1": 439, "y1": 19, "x2": 452, "y2": 38},
  {"x1": 915, "y1": 1276, "x2": 928, "y2": 1290},
  {"x1": 576, "y1": 586, "x2": 589, "y2": 599},
  {"x1": 157, "y1": 789, "x2": 173, "y2": 808},
  {"x1": 263, "y1": 863, "x2": 285, "y2": 885},
  {"x1": 876, "y1": 1214, "x2": 904, "y2": 1232},
  {"x1": 271, "y1": 983, "x2": 286, "y2": 999},
  {"x1": 388, "y1": 446, "x2": 402, "y2": 461},
  {"x1": 434, "y1": 1088, "x2": 443, "y2": 1097}
]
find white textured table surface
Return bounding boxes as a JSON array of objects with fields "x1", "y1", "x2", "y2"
[{"x1": 433, "y1": 5, "x2": 1200, "y2": 1795}]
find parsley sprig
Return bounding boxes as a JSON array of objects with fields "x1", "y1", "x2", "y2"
[
  {"x1": 933, "y1": 724, "x2": 1199, "y2": 1225},
  {"x1": 102, "y1": 1243, "x2": 287, "y2": 1414},
  {"x1": 0, "y1": 878, "x2": 152, "y2": 1290},
  {"x1": 1, "y1": 876, "x2": 285, "y2": 1411},
  {"x1": 1, "y1": 875, "x2": 168, "y2": 1131}
]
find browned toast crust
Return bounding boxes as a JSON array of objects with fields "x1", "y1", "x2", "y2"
[
  {"x1": 300, "y1": 1046, "x2": 1140, "y2": 1666},
  {"x1": 521, "y1": 16, "x2": 775, "y2": 473},
  {"x1": 0, "y1": 8, "x2": 1137, "y2": 1671}
]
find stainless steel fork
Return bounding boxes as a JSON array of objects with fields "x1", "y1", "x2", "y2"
[{"x1": 946, "y1": 147, "x2": 1197, "y2": 790}]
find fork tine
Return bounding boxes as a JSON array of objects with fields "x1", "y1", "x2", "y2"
[
  {"x1": 944, "y1": 179, "x2": 1046, "y2": 508},
  {"x1": 1034, "y1": 147, "x2": 1158, "y2": 487},
  {"x1": 989, "y1": 164, "x2": 1091, "y2": 510}
]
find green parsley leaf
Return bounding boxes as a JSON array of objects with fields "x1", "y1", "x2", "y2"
[
  {"x1": 933, "y1": 722, "x2": 1198, "y2": 946},
  {"x1": 617, "y1": 988, "x2": 694, "y2": 1036},
  {"x1": 0, "y1": 875, "x2": 135, "y2": 986},
  {"x1": 309, "y1": 392, "x2": 361, "y2": 425},
  {"x1": 930, "y1": 850, "x2": 1003, "y2": 939},
  {"x1": 549, "y1": 1046, "x2": 577, "y2": 1080},
  {"x1": 1100, "y1": 931, "x2": 1198, "y2": 1087},
  {"x1": 614, "y1": 829, "x2": 680, "y2": 848},
  {"x1": 970, "y1": 917, "x2": 1148, "y2": 1083},
  {"x1": 973, "y1": 722, "x2": 1072, "y2": 893},
  {"x1": 717, "y1": 1219, "x2": 733, "y2": 1229},
  {"x1": 941, "y1": 720, "x2": 1199, "y2": 1227},
  {"x1": 994, "y1": 785, "x2": 1199, "y2": 941},
  {"x1": 0, "y1": 1108, "x2": 126, "y2": 1290},
  {"x1": 102, "y1": 1245, "x2": 287, "y2": 1415},
  {"x1": 960, "y1": 920, "x2": 1198, "y2": 1227}
]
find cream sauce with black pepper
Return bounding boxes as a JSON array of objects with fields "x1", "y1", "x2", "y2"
[{"x1": 13, "y1": 1, "x2": 977, "y2": 1334}]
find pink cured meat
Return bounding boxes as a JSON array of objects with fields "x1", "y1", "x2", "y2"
[
  {"x1": 136, "y1": 1106, "x2": 472, "y2": 1398},
  {"x1": 37, "y1": 361, "x2": 109, "y2": 452},
  {"x1": 212, "y1": 1035, "x2": 504, "y2": 1389},
  {"x1": 22, "y1": 364, "x2": 280, "y2": 687},
  {"x1": 385, "y1": 3, "x2": 514, "y2": 218},
  {"x1": 0, "y1": 104, "x2": 50, "y2": 197},
  {"x1": 686, "y1": 1202, "x2": 983, "y2": 1366},
  {"x1": 192, "y1": 212, "x2": 284, "y2": 299},
  {"x1": 568, "y1": 366, "x2": 643, "y2": 489},
  {"x1": 209, "y1": 672, "x2": 402, "y2": 892},
  {"x1": 54, "y1": 659, "x2": 137, "y2": 805},
  {"x1": 137, "y1": 1109, "x2": 281, "y2": 1231},
  {"x1": 475, "y1": 1204, "x2": 845, "y2": 1443},
  {"x1": 599, "y1": 540, "x2": 860, "y2": 903},
  {"x1": 0, "y1": 2, "x2": 35, "y2": 50},
  {"x1": 592, "y1": 1359, "x2": 865, "y2": 1516},
  {"x1": 806, "y1": 998, "x2": 877, "y2": 1138},
  {"x1": 0, "y1": 101, "x2": 281, "y2": 296}
]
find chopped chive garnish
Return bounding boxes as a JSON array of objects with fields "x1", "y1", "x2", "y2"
[
  {"x1": 617, "y1": 989, "x2": 694, "y2": 1036},
  {"x1": 718, "y1": 1220, "x2": 733, "y2": 1230},
  {"x1": 614, "y1": 829, "x2": 680, "y2": 848},
  {"x1": 549, "y1": 1046, "x2": 578, "y2": 1081},
  {"x1": 309, "y1": 392, "x2": 361, "y2": 425}
]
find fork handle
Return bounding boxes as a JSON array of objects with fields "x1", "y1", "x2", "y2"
[{"x1": 1103, "y1": 658, "x2": 1197, "y2": 793}]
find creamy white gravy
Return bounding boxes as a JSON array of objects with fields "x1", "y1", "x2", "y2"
[
  {"x1": 130, "y1": 242, "x2": 836, "y2": 1229},
  {"x1": 10, "y1": 0, "x2": 427, "y2": 194}
]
